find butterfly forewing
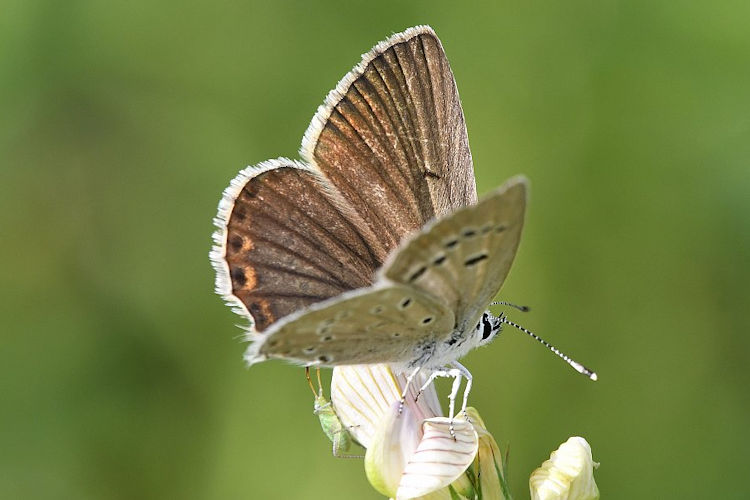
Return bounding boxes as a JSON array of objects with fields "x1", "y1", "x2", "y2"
[
  {"x1": 249, "y1": 285, "x2": 455, "y2": 366},
  {"x1": 302, "y1": 26, "x2": 476, "y2": 254},
  {"x1": 214, "y1": 27, "x2": 479, "y2": 336},
  {"x1": 381, "y1": 177, "x2": 527, "y2": 331}
]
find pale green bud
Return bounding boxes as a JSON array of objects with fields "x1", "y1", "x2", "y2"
[{"x1": 529, "y1": 437, "x2": 599, "y2": 500}]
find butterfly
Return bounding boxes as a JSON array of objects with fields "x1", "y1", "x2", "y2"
[{"x1": 211, "y1": 26, "x2": 530, "y2": 415}]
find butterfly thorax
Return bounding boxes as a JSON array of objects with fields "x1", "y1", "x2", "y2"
[{"x1": 397, "y1": 311, "x2": 504, "y2": 371}]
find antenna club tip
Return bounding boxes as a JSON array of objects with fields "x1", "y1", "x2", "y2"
[
  {"x1": 520, "y1": 306, "x2": 530, "y2": 312},
  {"x1": 590, "y1": 372, "x2": 598, "y2": 382}
]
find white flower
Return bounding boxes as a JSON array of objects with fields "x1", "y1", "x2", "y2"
[
  {"x1": 529, "y1": 436, "x2": 600, "y2": 500},
  {"x1": 331, "y1": 365, "x2": 480, "y2": 499}
]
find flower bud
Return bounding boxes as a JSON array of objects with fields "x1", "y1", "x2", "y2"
[{"x1": 529, "y1": 436, "x2": 599, "y2": 500}]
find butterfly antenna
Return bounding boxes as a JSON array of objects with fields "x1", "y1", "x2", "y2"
[
  {"x1": 305, "y1": 367, "x2": 318, "y2": 397},
  {"x1": 499, "y1": 315, "x2": 598, "y2": 381},
  {"x1": 492, "y1": 301, "x2": 530, "y2": 312}
]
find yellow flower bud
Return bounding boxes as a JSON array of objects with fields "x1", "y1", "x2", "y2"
[{"x1": 529, "y1": 437, "x2": 600, "y2": 500}]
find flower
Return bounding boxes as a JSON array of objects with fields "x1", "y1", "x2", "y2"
[
  {"x1": 331, "y1": 365, "x2": 486, "y2": 499},
  {"x1": 529, "y1": 436, "x2": 600, "y2": 500},
  {"x1": 324, "y1": 365, "x2": 599, "y2": 499}
]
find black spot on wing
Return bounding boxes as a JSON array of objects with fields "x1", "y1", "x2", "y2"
[
  {"x1": 464, "y1": 254, "x2": 488, "y2": 267},
  {"x1": 408, "y1": 266, "x2": 427, "y2": 282},
  {"x1": 228, "y1": 236, "x2": 243, "y2": 252},
  {"x1": 231, "y1": 266, "x2": 247, "y2": 286}
]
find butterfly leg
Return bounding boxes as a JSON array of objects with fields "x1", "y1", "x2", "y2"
[
  {"x1": 446, "y1": 368, "x2": 463, "y2": 420},
  {"x1": 398, "y1": 366, "x2": 422, "y2": 414},
  {"x1": 412, "y1": 366, "x2": 464, "y2": 438},
  {"x1": 451, "y1": 361, "x2": 473, "y2": 418},
  {"x1": 443, "y1": 368, "x2": 465, "y2": 439},
  {"x1": 413, "y1": 366, "x2": 466, "y2": 419},
  {"x1": 415, "y1": 371, "x2": 442, "y2": 402}
]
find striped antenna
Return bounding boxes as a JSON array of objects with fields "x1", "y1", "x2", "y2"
[
  {"x1": 491, "y1": 301, "x2": 530, "y2": 312},
  {"x1": 499, "y1": 315, "x2": 598, "y2": 381}
]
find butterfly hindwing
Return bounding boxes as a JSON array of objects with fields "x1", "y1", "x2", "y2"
[
  {"x1": 211, "y1": 159, "x2": 389, "y2": 332},
  {"x1": 380, "y1": 176, "x2": 527, "y2": 331},
  {"x1": 247, "y1": 284, "x2": 455, "y2": 366}
]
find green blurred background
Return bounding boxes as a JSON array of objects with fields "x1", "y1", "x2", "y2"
[{"x1": 2, "y1": 1, "x2": 748, "y2": 498}]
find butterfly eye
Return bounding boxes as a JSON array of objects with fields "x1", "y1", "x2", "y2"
[{"x1": 480, "y1": 314, "x2": 494, "y2": 340}]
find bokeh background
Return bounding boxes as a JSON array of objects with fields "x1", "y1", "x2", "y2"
[{"x1": 2, "y1": 1, "x2": 748, "y2": 498}]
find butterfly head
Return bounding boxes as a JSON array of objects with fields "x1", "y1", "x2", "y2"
[{"x1": 476, "y1": 311, "x2": 504, "y2": 346}]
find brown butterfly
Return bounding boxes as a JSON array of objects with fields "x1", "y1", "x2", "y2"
[{"x1": 210, "y1": 27, "x2": 561, "y2": 416}]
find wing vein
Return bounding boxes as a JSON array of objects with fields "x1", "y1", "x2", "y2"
[
  {"x1": 261, "y1": 176, "x2": 377, "y2": 282},
  {"x1": 342, "y1": 84, "x2": 424, "y2": 224},
  {"x1": 237, "y1": 225, "x2": 354, "y2": 288},
  {"x1": 249, "y1": 261, "x2": 350, "y2": 291}
]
